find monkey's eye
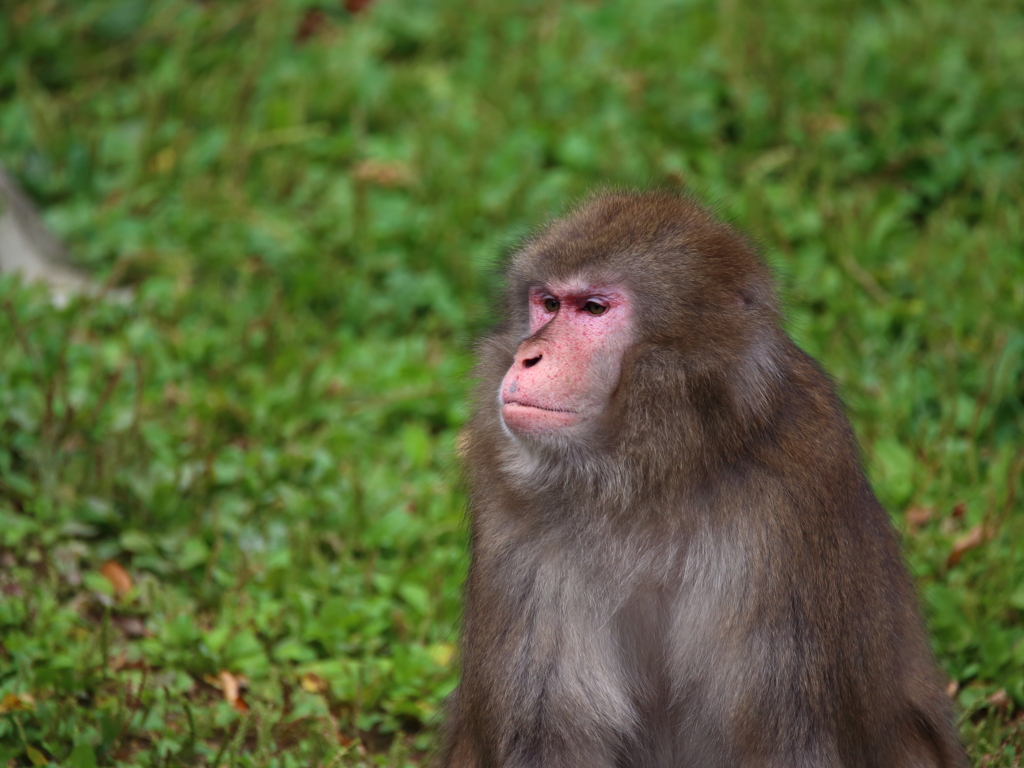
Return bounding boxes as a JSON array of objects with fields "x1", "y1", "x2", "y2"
[
  {"x1": 582, "y1": 301, "x2": 607, "y2": 316},
  {"x1": 543, "y1": 298, "x2": 560, "y2": 312}
]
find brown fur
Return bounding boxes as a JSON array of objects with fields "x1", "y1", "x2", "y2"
[{"x1": 440, "y1": 191, "x2": 966, "y2": 768}]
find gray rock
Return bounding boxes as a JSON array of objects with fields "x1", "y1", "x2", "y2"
[{"x1": 0, "y1": 163, "x2": 131, "y2": 306}]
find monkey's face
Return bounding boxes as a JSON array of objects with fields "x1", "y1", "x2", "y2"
[{"x1": 499, "y1": 279, "x2": 634, "y2": 442}]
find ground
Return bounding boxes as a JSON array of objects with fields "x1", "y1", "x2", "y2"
[{"x1": 0, "y1": 0, "x2": 1022, "y2": 765}]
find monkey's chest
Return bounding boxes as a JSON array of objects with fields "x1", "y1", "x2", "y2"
[
  {"x1": 488, "y1": 534, "x2": 740, "y2": 690},
  {"x1": 478, "y1": 554, "x2": 728, "y2": 759}
]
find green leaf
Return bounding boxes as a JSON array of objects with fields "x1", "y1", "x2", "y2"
[
  {"x1": 178, "y1": 537, "x2": 210, "y2": 570},
  {"x1": 68, "y1": 744, "x2": 98, "y2": 768},
  {"x1": 120, "y1": 529, "x2": 155, "y2": 553},
  {"x1": 872, "y1": 437, "x2": 915, "y2": 507},
  {"x1": 25, "y1": 746, "x2": 48, "y2": 767},
  {"x1": 398, "y1": 582, "x2": 430, "y2": 615}
]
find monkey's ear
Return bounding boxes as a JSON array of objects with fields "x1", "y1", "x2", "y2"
[
  {"x1": 731, "y1": 322, "x2": 785, "y2": 424},
  {"x1": 736, "y1": 266, "x2": 778, "y2": 312}
]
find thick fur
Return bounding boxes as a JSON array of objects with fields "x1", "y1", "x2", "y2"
[{"x1": 440, "y1": 191, "x2": 966, "y2": 768}]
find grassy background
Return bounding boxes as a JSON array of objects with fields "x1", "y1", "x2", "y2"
[{"x1": 0, "y1": 0, "x2": 1022, "y2": 765}]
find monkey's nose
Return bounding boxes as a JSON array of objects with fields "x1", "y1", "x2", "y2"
[{"x1": 523, "y1": 355, "x2": 542, "y2": 368}]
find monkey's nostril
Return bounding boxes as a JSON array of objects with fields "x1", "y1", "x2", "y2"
[{"x1": 523, "y1": 355, "x2": 542, "y2": 368}]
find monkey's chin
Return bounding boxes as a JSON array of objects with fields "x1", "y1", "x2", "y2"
[{"x1": 501, "y1": 403, "x2": 579, "y2": 437}]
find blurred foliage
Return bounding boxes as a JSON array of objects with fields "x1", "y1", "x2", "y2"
[{"x1": 0, "y1": 0, "x2": 1022, "y2": 764}]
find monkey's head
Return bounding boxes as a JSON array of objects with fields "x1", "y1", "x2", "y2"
[{"x1": 494, "y1": 190, "x2": 783, "y2": 459}]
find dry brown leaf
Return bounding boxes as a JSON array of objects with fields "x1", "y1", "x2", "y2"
[
  {"x1": 950, "y1": 501, "x2": 967, "y2": 518},
  {"x1": 904, "y1": 507, "x2": 933, "y2": 532},
  {"x1": 946, "y1": 524, "x2": 988, "y2": 568},
  {"x1": 112, "y1": 615, "x2": 149, "y2": 639},
  {"x1": 100, "y1": 560, "x2": 133, "y2": 597},
  {"x1": 352, "y1": 159, "x2": 414, "y2": 188},
  {"x1": 0, "y1": 692, "x2": 35, "y2": 713},
  {"x1": 219, "y1": 670, "x2": 240, "y2": 703},
  {"x1": 107, "y1": 652, "x2": 136, "y2": 672},
  {"x1": 986, "y1": 688, "x2": 1011, "y2": 710},
  {"x1": 300, "y1": 673, "x2": 329, "y2": 694},
  {"x1": 218, "y1": 670, "x2": 249, "y2": 713}
]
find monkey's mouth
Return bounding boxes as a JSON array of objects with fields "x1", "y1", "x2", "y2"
[
  {"x1": 501, "y1": 400, "x2": 578, "y2": 434},
  {"x1": 502, "y1": 399, "x2": 574, "y2": 414}
]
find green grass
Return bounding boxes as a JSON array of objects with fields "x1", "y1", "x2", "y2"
[{"x1": 0, "y1": 0, "x2": 1022, "y2": 764}]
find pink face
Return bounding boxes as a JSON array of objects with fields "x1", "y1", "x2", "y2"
[{"x1": 500, "y1": 280, "x2": 633, "y2": 440}]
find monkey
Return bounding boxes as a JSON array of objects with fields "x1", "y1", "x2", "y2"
[{"x1": 438, "y1": 190, "x2": 967, "y2": 768}]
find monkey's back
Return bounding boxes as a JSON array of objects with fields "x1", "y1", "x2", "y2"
[{"x1": 664, "y1": 345, "x2": 965, "y2": 767}]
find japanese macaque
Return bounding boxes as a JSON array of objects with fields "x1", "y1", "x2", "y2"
[{"x1": 439, "y1": 191, "x2": 966, "y2": 768}]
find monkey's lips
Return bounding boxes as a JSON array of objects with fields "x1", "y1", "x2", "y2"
[{"x1": 501, "y1": 399, "x2": 578, "y2": 435}]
